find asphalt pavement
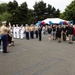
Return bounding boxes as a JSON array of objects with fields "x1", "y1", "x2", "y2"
[{"x1": 0, "y1": 34, "x2": 75, "y2": 75}]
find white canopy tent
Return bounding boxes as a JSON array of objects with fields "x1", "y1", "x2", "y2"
[{"x1": 42, "y1": 18, "x2": 68, "y2": 24}]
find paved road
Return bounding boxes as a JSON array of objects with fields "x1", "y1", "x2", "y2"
[{"x1": 0, "y1": 35, "x2": 75, "y2": 75}]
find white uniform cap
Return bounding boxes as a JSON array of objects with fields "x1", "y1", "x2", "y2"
[
  {"x1": 2, "y1": 21, "x2": 6, "y2": 24},
  {"x1": 26, "y1": 24, "x2": 28, "y2": 26}
]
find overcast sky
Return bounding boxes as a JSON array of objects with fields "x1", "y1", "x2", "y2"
[{"x1": 0, "y1": 0, "x2": 73, "y2": 12}]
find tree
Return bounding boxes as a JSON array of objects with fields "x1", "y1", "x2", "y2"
[
  {"x1": 33, "y1": 1, "x2": 60, "y2": 23},
  {"x1": 54, "y1": 9, "x2": 60, "y2": 18},
  {"x1": 18, "y1": 2, "x2": 28, "y2": 24},
  {"x1": 0, "y1": 3, "x2": 7, "y2": 14},
  {"x1": 0, "y1": 0, "x2": 60, "y2": 25},
  {"x1": 7, "y1": 0, "x2": 18, "y2": 14},
  {"x1": 7, "y1": 0, "x2": 29, "y2": 24},
  {"x1": 0, "y1": 12, "x2": 12, "y2": 26},
  {"x1": 7, "y1": 0, "x2": 19, "y2": 24},
  {"x1": 46, "y1": 4, "x2": 52, "y2": 18},
  {"x1": 63, "y1": 0, "x2": 75, "y2": 23},
  {"x1": 27, "y1": 9, "x2": 35, "y2": 24},
  {"x1": 33, "y1": 1, "x2": 46, "y2": 21},
  {"x1": 60, "y1": 12, "x2": 66, "y2": 20}
]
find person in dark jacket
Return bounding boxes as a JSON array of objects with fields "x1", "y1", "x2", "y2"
[
  {"x1": 56, "y1": 25, "x2": 62, "y2": 43},
  {"x1": 62, "y1": 25, "x2": 67, "y2": 41},
  {"x1": 38, "y1": 26, "x2": 42, "y2": 41},
  {"x1": 67, "y1": 24, "x2": 74, "y2": 44},
  {"x1": 52, "y1": 25, "x2": 56, "y2": 40}
]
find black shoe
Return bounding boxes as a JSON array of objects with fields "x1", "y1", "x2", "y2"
[
  {"x1": 68, "y1": 42, "x2": 73, "y2": 44},
  {"x1": 68, "y1": 42, "x2": 70, "y2": 44},
  {"x1": 7, "y1": 51, "x2": 9, "y2": 53},
  {"x1": 58, "y1": 41, "x2": 61, "y2": 43},
  {"x1": 3, "y1": 51, "x2": 9, "y2": 53},
  {"x1": 70, "y1": 42, "x2": 73, "y2": 44}
]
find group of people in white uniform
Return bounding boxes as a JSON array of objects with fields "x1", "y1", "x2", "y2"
[{"x1": 12, "y1": 24, "x2": 25, "y2": 39}]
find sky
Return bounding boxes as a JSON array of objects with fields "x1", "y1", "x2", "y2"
[{"x1": 0, "y1": 0, "x2": 73, "y2": 12}]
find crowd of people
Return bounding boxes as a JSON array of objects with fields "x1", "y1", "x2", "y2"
[
  {"x1": 0, "y1": 21, "x2": 75, "y2": 53},
  {"x1": 11, "y1": 23, "x2": 75, "y2": 43}
]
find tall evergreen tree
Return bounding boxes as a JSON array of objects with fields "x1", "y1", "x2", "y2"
[
  {"x1": 33, "y1": 1, "x2": 46, "y2": 21},
  {"x1": 18, "y1": 2, "x2": 28, "y2": 24},
  {"x1": 62, "y1": 0, "x2": 75, "y2": 23},
  {"x1": 7, "y1": 0, "x2": 18, "y2": 14},
  {"x1": 0, "y1": 3, "x2": 7, "y2": 14}
]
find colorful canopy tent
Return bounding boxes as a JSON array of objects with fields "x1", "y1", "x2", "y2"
[
  {"x1": 37, "y1": 21, "x2": 47, "y2": 26},
  {"x1": 41, "y1": 21, "x2": 45, "y2": 25},
  {"x1": 70, "y1": 20, "x2": 74, "y2": 25},
  {"x1": 49, "y1": 21, "x2": 53, "y2": 25},
  {"x1": 42, "y1": 18, "x2": 68, "y2": 25},
  {"x1": 63, "y1": 21, "x2": 68, "y2": 25},
  {"x1": 59, "y1": 21, "x2": 63, "y2": 25},
  {"x1": 37, "y1": 21, "x2": 41, "y2": 26}
]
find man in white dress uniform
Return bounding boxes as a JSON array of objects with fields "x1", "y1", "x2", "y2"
[
  {"x1": 16, "y1": 24, "x2": 20, "y2": 39},
  {"x1": 20, "y1": 25, "x2": 25, "y2": 39}
]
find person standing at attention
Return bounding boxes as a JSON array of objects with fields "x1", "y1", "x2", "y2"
[
  {"x1": 35, "y1": 25, "x2": 38, "y2": 38},
  {"x1": 25, "y1": 24, "x2": 30, "y2": 40},
  {"x1": 47, "y1": 25, "x2": 52, "y2": 42},
  {"x1": 0, "y1": 21, "x2": 10, "y2": 53},
  {"x1": 38, "y1": 26, "x2": 42, "y2": 41}
]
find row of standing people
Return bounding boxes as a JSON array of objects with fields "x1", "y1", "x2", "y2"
[
  {"x1": 0, "y1": 22, "x2": 75, "y2": 53},
  {"x1": 47, "y1": 24, "x2": 75, "y2": 44},
  {"x1": 12, "y1": 24, "x2": 42, "y2": 41},
  {"x1": 12, "y1": 24, "x2": 75, "y2": 44}
]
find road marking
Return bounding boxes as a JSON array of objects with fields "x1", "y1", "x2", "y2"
[{"x1": 14, "y1": 58, "x2": 64, "y2": 75}]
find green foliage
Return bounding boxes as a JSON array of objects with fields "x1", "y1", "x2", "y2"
[
  {"x1": 7, "y1": 0, "x2": 18, "y2": 14},
  {"x1": 46, "y1": 5, "x2": 60, "y2": 18},
  {"x1": 60, "y1": 12, "x2": 66, "y2": 20},
  {"x1": 0, "y1": 3, "x2": 7, "y2": 14},
  {"x1": 33, "y1": 1, "x2": 60, "y2": 23},
  {"x1": 27, "y1": 9, "x2": 35, "y2": 24},
  {"x1": 0, "y1": 0, "x2": 61, "y2": 25},
  {"x1": 18, "y1": 2, "x2": 28, "y2": 24},
  {"x1": 0, "y1": 15, "x2": 2, "y2": 26},
  {"x1": 0, "y1": 12, "x2": 12, "y2": 26},
  {"x1": 62, "y1": 0, "x2": 75, "y2": 23},
  {"x1": 33, "y1": 1, "x2": 47, "y2": 21},
  {"x1": 10, "y1": 2, "x2": 28, "y2": 24},
  {"x1": 54, "y1": 9, "x2": 60, "y2": 18}
]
